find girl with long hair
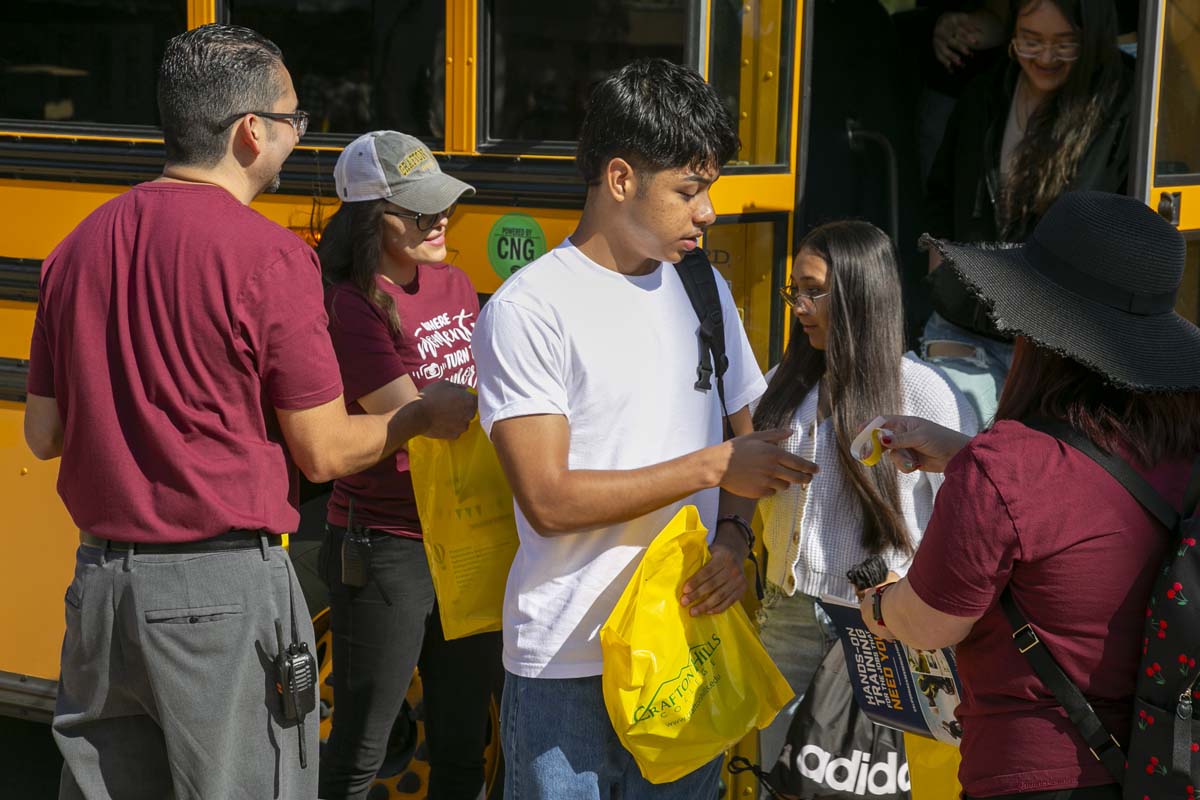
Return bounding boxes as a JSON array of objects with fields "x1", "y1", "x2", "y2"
[
  {"x1": 922, "y1": 0, "x2": 1132, "y2": 427},
  {"x1": 753, "y1": 220, "x2": 977, "y2": 765},
  {"x1": 315, "y1": 131, "x2": 501, "y2": 800},
  {"x1": 862, "y1": 192, "x2": 1200, "y2": 800}
]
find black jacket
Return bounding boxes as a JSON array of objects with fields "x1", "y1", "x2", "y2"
[{"x1": 924, "y1": 58, "x2": 1135, "y2": 338}]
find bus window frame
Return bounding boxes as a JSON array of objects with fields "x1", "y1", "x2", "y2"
[
  {"x1": 1130, "y1": 0, "x2": 1200, "y2": 233},
  {"x1": 708, "y1": 0, "x2": 798, "y2": 176},
  {"x1": 474, "y1": 0, "x2": 706, "y2": 157}
]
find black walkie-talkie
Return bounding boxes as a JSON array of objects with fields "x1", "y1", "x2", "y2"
[{"x1": 275, "y1": 618, "x2": 318, "y2": 768}]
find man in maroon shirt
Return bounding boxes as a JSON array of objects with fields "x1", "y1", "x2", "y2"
[{"x1": 23, "y1": 24, "x2": 474, "y2": 800}]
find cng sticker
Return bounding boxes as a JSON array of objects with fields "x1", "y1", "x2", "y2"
[{"x1": 488, "y1": 213, "x2": 547, "y2": 278}]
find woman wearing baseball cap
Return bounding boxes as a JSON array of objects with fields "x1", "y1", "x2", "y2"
[
  {"x1": 856, "y1": 191, "x2": 1200, "y2": 800},
  {"x1": 315, "y1": 131, "x2": 498, "y2": 800}
]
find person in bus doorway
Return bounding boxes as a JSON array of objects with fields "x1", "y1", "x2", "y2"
[
  {"x1": 23, "y1": 25, "x2": 475, "y2": 800},
  {"x1": 921, "y1": 0, "x2": 1133, "y2": 427},
  {"x1": 752, "y1": 220, "x2": 977, "y2": 768},
  {"x1": 315, "y1": 130, "x2": 501, "y2": 800},
  {"x1": 471, "y1": 58, "x2": 819, "y2": 799}
]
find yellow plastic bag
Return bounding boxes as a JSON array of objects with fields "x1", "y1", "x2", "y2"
[
  {"x1": 600, "y1": 505, "x2": 794, "y2": 784},
  {"x1": 407, "y1": 417, "x2": 518, "y2": 640}
]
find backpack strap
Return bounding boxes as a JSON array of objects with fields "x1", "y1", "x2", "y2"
[
  {"x1": 998, "y1": 588, "x2": 1126, "y2": 781},
  {"x1": 1184, "y1": 458, "x2": 1200, "y2": 520},
  {"x1": 673, "y1": 249, "x2": 730, "y2": 422}
]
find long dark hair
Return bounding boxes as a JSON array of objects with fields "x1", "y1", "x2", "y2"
[
  {"x1": 316, "y1": 200, "x2": 402, "y2": 333},
  {"x1": 995, "y1": 338, "x2": 1200, "y2": 465},
  {"x1": 1000, "y1": 0, "x2": 1124, "y2": 238},
  {"x1": 753, "y1": 221, "x2": 911, "y2": 555}
]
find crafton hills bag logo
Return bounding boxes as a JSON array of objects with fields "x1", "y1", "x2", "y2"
[{"x1": 631, "y1": 633, "x2": 723, "y2": 728}]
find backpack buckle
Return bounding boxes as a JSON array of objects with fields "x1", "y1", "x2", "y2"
[
  {"x1": 1088, "y1": 733, "x2": 1121, "y2": 762},
  {"x1": 1012, "y1": 623, "x2": 1040, "y2": 654}
]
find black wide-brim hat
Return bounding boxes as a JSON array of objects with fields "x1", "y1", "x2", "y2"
[{"x1": 923, "y1": 190, "x2": 1200, "y2": 392}]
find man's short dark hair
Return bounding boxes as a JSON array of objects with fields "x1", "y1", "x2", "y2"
[
  {"x1": 575, "y1": 59, "x2": 738, "y2": 185},
  {"x1": 157, "y1": 24, "x2": 286, "y2": 166}
]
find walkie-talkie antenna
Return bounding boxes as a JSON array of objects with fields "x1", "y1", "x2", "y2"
[{"x1": 294, "y1": 673, "x2": 308, "y2": 768}]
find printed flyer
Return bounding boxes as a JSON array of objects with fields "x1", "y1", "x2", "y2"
[{"x1": 818, "y1": 596, "x2": 964, "y2": 746}]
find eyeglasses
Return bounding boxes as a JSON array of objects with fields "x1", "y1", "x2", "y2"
[
  {"x1": 384, "y1": 203, "x2": 458, "y2": 232},
  {"x1": 779, "y1": 283, "x2": 831, "y2": 313},
  {"x1": 1011, "y1": 36, "x2": 1081, "y2": 62},
  {"x1": 217, "y1": 110, "x2": 310, "y2": 138}
]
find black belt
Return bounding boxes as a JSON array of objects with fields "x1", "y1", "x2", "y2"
[{"x1": 80, "y1": 529, "x2": 283, "y2": 554}]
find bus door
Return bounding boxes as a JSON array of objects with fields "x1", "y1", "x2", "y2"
[{"x1": 1132, "y1": 0, "x2": 1200, "y2": 324}]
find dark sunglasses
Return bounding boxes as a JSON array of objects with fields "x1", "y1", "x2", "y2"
[{"x1": 384, "y1": 202, "x2": 458, "y2": 232}]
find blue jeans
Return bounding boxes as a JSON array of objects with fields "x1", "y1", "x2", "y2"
[
  {"x1": 756, "y1": 588, "x2": 836, "y2": 776},
  {"x1": 500, "y1": 671, "x2": 724, "y2": 800},
  {"x1": 920, "y1": 312, "x2": 1014, "y2": 427}
]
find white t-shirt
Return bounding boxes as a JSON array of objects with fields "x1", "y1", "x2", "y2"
[{"x1": 473, "y1": 240, "x2": 767, "y2": 678}]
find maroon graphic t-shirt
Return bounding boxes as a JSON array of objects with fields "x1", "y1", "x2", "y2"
[{"x1": 325, "y1": 263, "x2": 479, "y2": 537}]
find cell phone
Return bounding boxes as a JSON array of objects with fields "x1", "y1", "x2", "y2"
[{"x1": 341, "y1": 530, "x2": 371, "y2": 588}]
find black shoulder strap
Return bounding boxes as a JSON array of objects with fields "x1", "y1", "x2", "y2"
[
  {"x1": 1024, "y1": 416, "x2": 1179, "y2": 531},
  {"x1": 999, "y1": 588, "x2": 1126, "y2": 781},
  {"x1": 1185, "y1": 459, "x2": 1200, "y2": 520},
  {"x1": 674, "y1": 249, "x2": 729, "y2": 421}
]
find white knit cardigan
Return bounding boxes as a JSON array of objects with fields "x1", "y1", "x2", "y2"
[{"x1": 757, "y1": 352, "x2": 979, "y2": 601}]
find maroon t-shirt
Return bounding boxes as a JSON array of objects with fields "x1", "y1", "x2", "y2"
[
  {"x1": 325, "y1": 264, "x2": 479, "y2": 537},
  {"x1": 908, "y1": 420, "x2": 1193, "y2": 797},
  {"x1": 27, "y1": 182, "x2": 344, "y2": 543}
]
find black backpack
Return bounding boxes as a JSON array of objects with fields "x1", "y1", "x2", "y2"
[
  {"x1": 673, "y1": 248, "x2": 729, "y2": 421},
  {"x1": 1004, "y1": 418, "x2": 1200, "y2": 798}
]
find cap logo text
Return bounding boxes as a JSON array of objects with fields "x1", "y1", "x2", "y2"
[{"x1": 397, "y1": 148, "x2": 431, "y2": 176}]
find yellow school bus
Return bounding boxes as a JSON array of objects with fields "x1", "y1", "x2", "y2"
[{"x1": 1, "y1": 0, "x2": 1197, "y2": 797}]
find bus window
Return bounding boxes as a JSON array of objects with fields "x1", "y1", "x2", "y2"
[
  {"x1": 1154, "y1": 0, "x2": 1199, "y2": 179},
  {"x1": 0, "y1": 0, "x2": 186, "y2": 126},
  {"x1": 707, "y1": 0, "x2": 796, "y2": 166},
  {"x1": 228, "y1": 0, "x2": 447, "y2": 145},
  {"x1": 482, "y1": 0, "x2": 690, "y2": 146}
]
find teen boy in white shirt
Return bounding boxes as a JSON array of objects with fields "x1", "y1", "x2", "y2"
[{"x1": 473, "y1": 58, "x2": 818, "y2": 798}]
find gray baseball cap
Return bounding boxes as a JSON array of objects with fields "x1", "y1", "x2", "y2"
[{"x1": 333, "y1": 130, "x2": 475, "y2": 214}]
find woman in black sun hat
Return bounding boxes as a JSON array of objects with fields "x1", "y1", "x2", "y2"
[{"x1": 857, "y1": 190, "x2": 1200, "y2": 799}]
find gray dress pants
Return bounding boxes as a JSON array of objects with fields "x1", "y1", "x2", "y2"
[{"x1": 53, "y1": 541, "x2": 318, "y2": 800}]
